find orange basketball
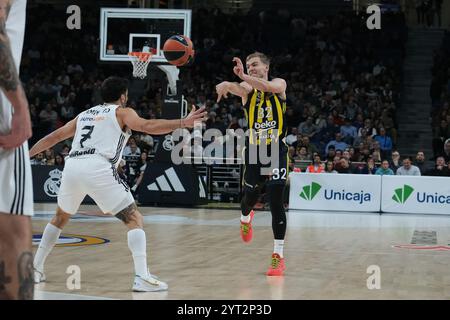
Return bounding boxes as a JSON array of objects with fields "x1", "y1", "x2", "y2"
[{"x1": 163, "y1": 35, "x2": 194, "y2": 66}]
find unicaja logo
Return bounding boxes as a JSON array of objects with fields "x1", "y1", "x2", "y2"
[
  {"x1": 392, "y1": 185, "x2": 414, "y2": 204},
  {"x1": 299, "y1": 182, "x2": 321, "y2": 201}
]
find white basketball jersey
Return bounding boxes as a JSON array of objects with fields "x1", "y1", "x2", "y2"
[
  {"x1": 0, "y1": 0, "x2": 27, "y2": 136},
  {"x1": 69, "y1": 104, "x2": 131, "y2": 167}
]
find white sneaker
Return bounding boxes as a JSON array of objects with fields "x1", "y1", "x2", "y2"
[
  {"x1": 132, "y1": 271, "x2": 168, "y2": 292},
  {"x1": 34, "y1": 269, "x2": 46, "y2": 284}
]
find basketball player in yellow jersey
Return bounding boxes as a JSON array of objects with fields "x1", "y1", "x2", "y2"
[
  {"x1": 216, "y1": 52, "x2": 288, "y2": 276},
  {"x1": 0, "y1": 0, "x2": 34, "y2": 299}
]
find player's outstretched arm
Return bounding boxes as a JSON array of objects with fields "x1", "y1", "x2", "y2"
[
  {"x1": 0, "y1": 0, "x2": 32, "y2": 149},
  {"x1": 215, "y1": 81, "x2": 251, "y2": 103},
  {"x1": 29, "y1": 117, "x2": 78, "y2": 158},
  {"x1": 119, "y1": 106, "x2": 207, "y2": 135}
]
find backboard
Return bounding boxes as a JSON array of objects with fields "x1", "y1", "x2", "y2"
[{"x1": 99, "y1": 8, "x2": 192, "y2": 63}]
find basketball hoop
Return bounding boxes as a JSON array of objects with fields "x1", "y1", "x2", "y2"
[{"x1": 128, "y1": 51, "x2": 153, "y2": 79}]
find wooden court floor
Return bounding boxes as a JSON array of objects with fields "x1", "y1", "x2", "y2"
[{"x1": 32, "y1": 203, "x2": 450, "y2": 300}]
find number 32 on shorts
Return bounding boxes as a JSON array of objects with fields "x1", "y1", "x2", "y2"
[{"x1": 271, "y1": 168, "x2": 287, "y2": 180}]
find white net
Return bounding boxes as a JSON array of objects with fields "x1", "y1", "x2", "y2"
[{"x1": 128, "y1": 52, "x2": 153, "y2": 79}]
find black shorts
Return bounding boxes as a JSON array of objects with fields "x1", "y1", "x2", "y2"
[{"x1": 242, "y1": 143, "x2": 289, "y2": 190}]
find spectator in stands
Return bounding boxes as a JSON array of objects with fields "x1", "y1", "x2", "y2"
[
  {"x1": 288, "y1": 147, "x2": 296, "y2": 172},
  {"x1": 396, "y1": 157, "x2": 421, "y2": 176},
  {"x1": 375, "y1": 159, "x2": 394, "y2": 175},
  {"x1": 325, "y1": 145, "x2": 337, "y2": 161},
  {"x1": 44, "y1": 148, "x2": 55, "y2": 166},
  {"x1": 390, "y1": 151, "x2": 402, "y2": 172},
  {"x1": 414, "y1": 151, "x2": 429, "y2": 174},
  {"x1": 340, "y1": 118, "x2": 357, "y2": 145},
  {"x1": 298, "y1": 136, "x2": 318, "y2": 157},
  {"x1": 306, "y1": 154, "x2": 324, "y2": 173},
  {"x1": 39, "y1": 103, "x2": 58, "y2": 133},
  {"x1": 335, "y1": 157, "x2": 354, "y2": 174},
  {"x1": 357, "y1": 145, "x2": 371, "y2": 162},
  {"x1": 342, "y1": 150, "x2": 351, "y2": 161},
  {"x1": 374, "y1": 127, "x2": 393, "y2": 159},
  {"x1": 286, "y1": 127, "x2": 299, "y2": 146},
  {"x1": 358, "y1": 119, "x2": 377, "y2": 138},
  {"x1": 360, "y1": 158, "x2": 377, "y2": 175},
  {"x1": 435, "y1": 0, "x2": 443, "y2": 27},
  {"x1": 296, "y1": 146, "x2": 311, "y2": 161},
  {"x1": 131, "y1": 152, "x2": 149, "y2": 194},
  {"x1": 60, "y1": 101, "x2": 75, "y2": 121},
  {"x1": 324, "y1": 161, "x2": 338, "y2": 174},
  {"x1": 444, "y1": 138, "x2": 450, "y2": 163},
  {"x1": 425, "y1": 156, "x2": 449, "y2": 176},
  {"x1": 372, "y1": 150, "x2": 382, "y2": 163},
  {"x1": 325, "y1": 133, "x2": 348, "y2": 155},
  {"x1": 415, "y1": 0, "x2": 424, "y2": 25},
  {"x1": 30, "y1": 152, "x2": 46, "y2": 165},
  {"x1": 123, "y1": 137, "x2": 141, "y2": 156},
  {"x1": 60, "y1": 144, "x2": 71, "y2": 158},
  {"x1": 298, "y1": 116, "x2": 318, "y2": 139},
  {"x1": 54, "y1": 153, "x2": 65, "y2": 167},
  {"x1": 138, "y1": 134, "x2": 154, "y2": 154},
  {"x1": 432, "y1": 119, "x2": 449, "y2": 158}
]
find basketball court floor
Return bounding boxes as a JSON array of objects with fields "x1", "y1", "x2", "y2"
[{"x1": 32, "y1": 203, "x2": 450, "y2": 300}]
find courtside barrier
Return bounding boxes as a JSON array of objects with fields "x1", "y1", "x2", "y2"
[
  {"x1": 289, "y1": 173, "x2": 450, "y2": 215},
  {"x1": 288, "y1": 173, "x2": 382, "y2": 212}
]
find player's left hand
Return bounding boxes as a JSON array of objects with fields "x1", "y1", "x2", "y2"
[{"x1": 232, "y1": 57, "x2": 245, "y2": 79}]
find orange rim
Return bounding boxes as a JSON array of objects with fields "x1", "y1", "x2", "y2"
[{"x1": 128, "y1": 52, "x2": 153, "y2": 62}]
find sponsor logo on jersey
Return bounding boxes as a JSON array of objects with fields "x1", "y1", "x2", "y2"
[
  {"x1": 44, "y1": 169, "x2": 63, "y2": 197},
  {"x1": 254, "y1": 120, "x2": 277, "y2": 130},
  {"x1": 69, "y1": 148, "x2": 96, "y2": 158}
]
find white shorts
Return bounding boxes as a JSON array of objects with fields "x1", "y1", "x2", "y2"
[
  {"x1": 58, "y1": 155, "x2": 135, "y2": 215},
  {"x1": 0, "y1": 143, "x2": 34, "y2": 216}
]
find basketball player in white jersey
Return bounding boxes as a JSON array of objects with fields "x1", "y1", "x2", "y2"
[
  {"x1": 30, "y1": 76, "x2": 207, "y2": 292},
  {"x1": 0, "y1": 0, "x2": 34, "y2": 300}
]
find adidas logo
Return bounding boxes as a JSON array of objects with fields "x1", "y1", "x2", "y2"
[
  {"x1": 299, "y1": 182, "x2": 322, "y2": 201},
  {"x1": 147, "y1": 167, "x2": 186, "y2": 192},
  {"x1": 392, "y1": 184, "x2": 414, "y2": 204}
]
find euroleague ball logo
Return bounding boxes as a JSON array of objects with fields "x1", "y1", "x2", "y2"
[{"x1": 44, "y1": 169, "x2": 63, "y2": 197}]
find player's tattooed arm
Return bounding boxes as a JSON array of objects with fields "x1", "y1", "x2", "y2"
[
  {"x1": 0, "y1": 0, "x2": 19, "y2": 92},
  {"x1": 115, "y1": 203, "x2": 138, "y2": 224}
]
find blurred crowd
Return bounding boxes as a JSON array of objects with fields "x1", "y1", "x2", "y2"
[{"x1": 22, "y1": 3, "x2": 450, "y2": 193}]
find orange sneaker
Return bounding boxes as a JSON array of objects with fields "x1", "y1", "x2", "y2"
[
  {"x1": 266, "y1": 253, "x2": 285, "y2": 276},
  {"x1": 240, "y1": 210, "x2": 255, "y2": 243}
]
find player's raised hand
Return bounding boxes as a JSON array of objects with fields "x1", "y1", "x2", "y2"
[
  {"x1": 183, "y1": 105, "x2": 207, "y2": 128},
  {"x1": 216, "y1": 81, "x2": 230, "y2": 102},
  {"x1": 232, "y1": 57, "x2": 245, "y2": 79}
]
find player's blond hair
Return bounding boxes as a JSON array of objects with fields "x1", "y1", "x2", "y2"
[{"x1": 246, "y1": 52, "x2": 270, "y2": 66}]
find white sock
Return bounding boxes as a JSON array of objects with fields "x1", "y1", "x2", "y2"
[
  {"x1": 240, "y1": 213, "x2": 251, "y2": 223},
  {"x1": 34, "y1": 223, "x2": 62, "y2": 272},
  {"x1": 127, "y1": 228, "x2": 148, "y2": 278},
  {"x1": 274, "y1": 239, "x2": 285, "y2": 258}
]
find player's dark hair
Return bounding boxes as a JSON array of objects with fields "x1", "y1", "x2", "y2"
[{"x1": 101, "y1": 76, "x2": 129, "y2": 103}]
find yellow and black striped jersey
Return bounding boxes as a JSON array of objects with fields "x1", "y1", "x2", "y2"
[{"x1": 243, "y1": 88, "x2": 287, "y2": 145}]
